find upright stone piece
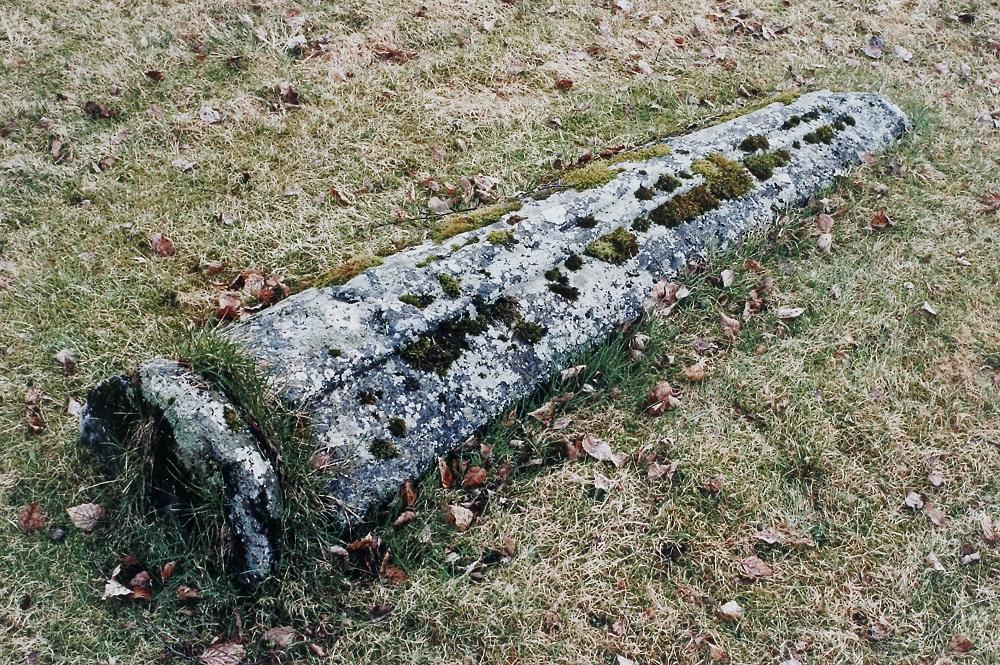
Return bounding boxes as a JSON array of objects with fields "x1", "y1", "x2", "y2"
[{"x1": 81, "y1": 90, "x2": 908, "y2": 583}]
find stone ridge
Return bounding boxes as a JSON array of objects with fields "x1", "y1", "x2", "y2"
[
  {"x1": 225, "y1": 90, "x2": 906, "y2": 524},
  {"x1": 80, "y1": 90, "x2": 907, "y2": 583}
]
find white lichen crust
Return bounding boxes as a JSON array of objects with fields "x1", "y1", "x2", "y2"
[{"x1": 83, "y1": 91, "x2": 907, "y2": 570}]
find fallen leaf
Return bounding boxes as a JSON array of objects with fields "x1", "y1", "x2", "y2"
[
  {"x1": 892, "y1": 45, "x2": 913, "y2": 62},
  {"x1": 593, "y1": 472, "x2": 616, "y2": 493},
  {"x1": 66, "y1": 503, "x2": 106, "y2": 533},
  {"x1": 719, "y1": 311, "x2": 741, "y2": 340},
  {"x1": 981, "y1": 192, "x2": 1000, "y2": 214},
  {"x1": 215, "y1": 292, "x2": 242, "y2": 321},
  {"x1": 815, "y1": 213, "x2": 834, "y2": 233},
  {"x1": 160, "y1": 560, "x2": 177, "y2": 581},
  {"x1": 25, "y1": 387, "x2": 45, "y2": 434},
  {"x1": 200, "y1": 642, "x2": 244, "y2": 665},
  {"x1": 738, "y1": 556, "x2": 774, "y2": 581},
  {"x1": 437, "y1": 457, "x2": 454, "y2": 488},
  {"x1": 920, "y1": 301, "x2": 938, "y2": 317},
  {"x1": 927, "y1": 468, "x2": 945, "y2": 487},
  {"x1": 904, "y1": 490, "x2": 925, "y2": 509},
  {"x1": 176, "y1": 585, "x2": 202, "y2": 601},
  {"x1": 981, "y1": 514, "x2": 997, "y2": 546},
  {"x1": 198, "y1": 106, "x2": 221, "y2": 124},
  {"x1": 868, "y1": 209, "x2": 894, "y2": 231},
  {"x1": 718, "y1": 600, "x2": 744, "y2": 621},
  {"x1": 926, "y1": 552, "x2": 945, "y2": 572},
  {"x1": 171, "y1": 157, "x2": 195, "y2": 172},
  {"x1": 462, "y1": 466, "x2": 487, "y2": 489},
  {"x1": 67, "y1": 397, "x2": 82, "y2": 417},
  {"x1": 817, "y1": 233, "x2": 833, "y2": 253},
  {"x1": 18, "y1": 502, "x2": 47, "y2": 533},
  {"x1": 149, "y1": 232, "x2": 176, "y2": 257},
  {"x1": 54, "y1": 348, "x2": 77, "y2": 375},
  {"x1": 263, "y1": 626, "x2": 298, "y2": 648},
  {"x1": 379, "y1": 557, "x2": 409, "y2": 585},
  {"x1": 721, "y1": 269, "x2": 734, "y2": 287},
  {"x1": 102, "y1": 579, "x2": 131, "y2": 600},
  {"x1": 145, "y1": 70, "x2": 165, "y2": 82},
  {"x1": 449, "y1": 504, "x2": 475, "y2": 531},
  {"x1": 393, "y1": 511, "x2": 416, "y2": 528},
  {"x1": 647, "y1": 461, "x2": 678, "y2": 481},
  {"x1": 328, "y1": 186, "x2": 353, "y2": 206},
  {"x1": 950, "y1": 634, "x2": 974, "y2": 654},
  {"x1": 646, "y1": 280, "x2": 689, "y2": 316},
  {"x1": 400, "y1": 479, "x2": 418, "y2": 507},
  {"x1": 644, "y1": 381, "x2": 681, "y2": 416},
  {"x1": 922, "y1": 502, "x2": 947, "y2": 527},
  {"x1": 555, "y1": 77, "x2": 574, "y2": 90},
  {"x1": 84, "y1": 100, "x2": 114, "y2": 119},
  {"x1": 581, "y1": 434, "x2": 627, "y2": 467},
  {"x1": 862, "y1": 35, "x2": 884, "y2": 59},
  {"x1": 682, "y1": 357, "x2": 709, "y2": 382},
  {"x1": 775, "y1": 306, "x2": 805, "y2": 320}
]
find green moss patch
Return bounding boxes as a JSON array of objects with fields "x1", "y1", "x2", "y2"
[
  {"x1": 399, "y1": 293, "x2": 435, "y2": 309},
  {"x1": 480, "y1": 296, "x2": 548, "y2": 345},
  {"x1": 690, "y1": 153, "x2": 755, "y2": 200},
  {"x1": 564, "y1": 254, "x2": 584, "y2": 271},
  {"x1": 388, "y1": 417, "x2": 407, "y2": 437},
  {"x1": 486, "y1": 230, "x2": 516, "y2": 246},
  {"x1": 431, "y1": 201, "x2": 523, "y2": 242},
  {"x1": 738, "y1": 134, "x2": 770, "y2": 152},
  {"x1": 804, "y1": 125, "x2": 836, "y2": 144},
  {"x1": 436, "y1": 273, "x2": 462, "y2": 298},
  {"x1": 635, "y1": 184, "x2": 656, "y2": 201},
  {"x1": 369, "y1": 438, "x2": 400, "y2": 459},
  {"x1": 608, "y1": 143, "x2": 672, "y2": 164},
  {"x1": 562, "y1": 162, "x2": 619, "y2": 190},
  {"x1": 743, "y1": 149, "x2": 791, "y2": 181},
  {"x1": 584, "y1": 227, "x2": 639, "y2": 265},
  {"x1": 650, "y1": 184, "x2": 719, "y2": 228},
  {"x1": 399, "y1": 315, "x2": 487, "y2": 376},
  {"x1": 655, "y1": 173, "x2": 681, "y2": 192}
]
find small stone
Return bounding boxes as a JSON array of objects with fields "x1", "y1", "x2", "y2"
[{"x1": 48, "y1": 527, "x2": 67, "y2": 543}]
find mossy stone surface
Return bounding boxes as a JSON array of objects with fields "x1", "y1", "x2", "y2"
[{"x1": 584, "y1": 228, "x2": 639, "y2": 264}]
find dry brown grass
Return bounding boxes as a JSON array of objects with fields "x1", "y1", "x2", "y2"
[{"x1": 1, "y1": 0, "x2": 998, "y2": 663}]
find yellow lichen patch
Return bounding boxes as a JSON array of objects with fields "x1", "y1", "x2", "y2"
[
  {"x1": 607, "y1": 143, "x2": 672, "y2": 164},
  {"x1": 561, "y1": 161, "x2": 620, "y2": 190},
  {"x1": 311, "y1": 255, "x2": 384, "y2": 288},
  {"x1": 431, "y1": 201, "x2": 523, "y2": 242}
]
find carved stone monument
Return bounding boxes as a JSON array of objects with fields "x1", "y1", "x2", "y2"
[{"x1": 81, "y1": 90, "x2": 908, "y2": 583}]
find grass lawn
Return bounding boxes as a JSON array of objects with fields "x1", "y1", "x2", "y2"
[{"x1": 1, "y1": 0, "x2": 998, "y2": 662}]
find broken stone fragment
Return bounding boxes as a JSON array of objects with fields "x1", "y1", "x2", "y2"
[{"x1": 81, "y1": 90, "x2": 908, "y2": 584}]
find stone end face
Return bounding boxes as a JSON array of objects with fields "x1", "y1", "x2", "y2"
[{"x1": 84, "y1": 91, "x2": 907, "y2": 564}]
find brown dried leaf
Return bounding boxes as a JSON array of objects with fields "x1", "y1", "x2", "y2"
[
  {"x1": 200, "y1": 642, "x2": 245, "y2": 665},
  {"x1": 437, "y1": 457, "x2": 454, "y2": 489},
  {"x1": 981, "y1": 514, "x2": 998, "y2": 546},
  {"x1": 717, "y1": 600, "x2": 744, "y2": 621},
  {"x1": 646, "y1": 280, "x2": 689, "y2": 316},
  {"x1": 66, "y1": 503, "x2": 106, "y2": 533},
  {"x1": 54, "y1": 348, "x2": 77, "y2": 375},
  {"x1": 160, "y1": 560, "x2": 178, "y2": 581},
  {"x1": 581, "y1": 434, "x2": 627, "y2": 467},
  {"x1": 25, "y1": 387, "x2": 44, "y2": 434},
  {"x1": 393, "y1": 510, "x2": 416, "y2": 528},
  {"x1": 215, "y1": 292, "x2": 242, "y2": 321},
  {"x1": 149, "y1": 232, "x2": 176, "y2": 257},
  {"x1": 738, "y1": 555, "x2": 773, "y2": 581},
  {"x1": 18, "y1": 502, "x2": 47, "y2": 533},
  {"x1": 647, "y1": 461, "x2": 678, "y2": 481},
  {"x1": 400, "y1": 479, "x2": 418, "y2": 507},
  {"x1": 950, "y1": 634, "x2": 974, "y2": 654},
  {"x1": 554, "y1": 77, "x2": 574, "y2": 90},
  {"x1": 815, "y1": 213, "x2": 834, "y2": 233},
  {"x1": 462, "y1": 466, "x2": 487, "y2": 489},
  {"x1": 176, "y1": 585, "x2": 202, "y2": 601},
  {"x1": 264, "y1": 626, "x2": 298, "y2": 648},
  {"x1": 719, "y1": 311, "x2": 740, "y2": 340},
  {"x1": 448, "y1": 504, "x2": 475, "y2": 531},
  {"x1": 644, "y1": 380, "x2": 681, "y2": 416},
  {"x1": 922, "y1": 502, "x2": 947, "y2": 527},
  {"x1": 682, "y1": 357, "x2": 709, "y2": 382},
  {"x1": 868, "y1": 209, "x2": 894, "y2": 231}
]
